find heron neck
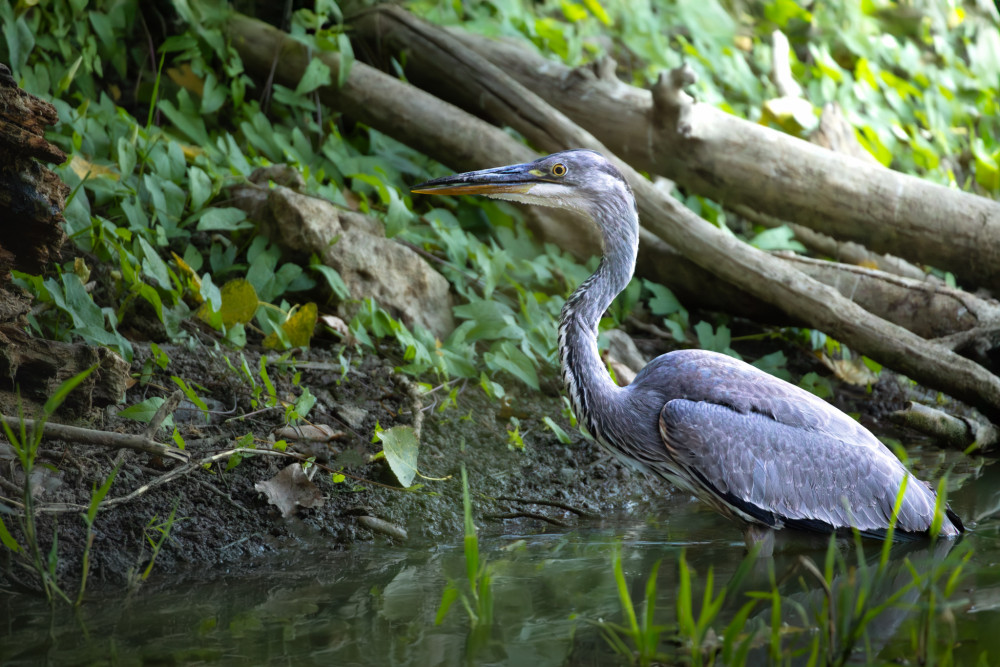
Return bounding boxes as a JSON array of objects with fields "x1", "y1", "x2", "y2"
[{"x1": 558, "y1": 205, "x2": 638, "y2": 436}]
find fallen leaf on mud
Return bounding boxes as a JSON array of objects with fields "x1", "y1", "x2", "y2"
[
  {"x1": 273, "y1": 424, "x2": 343, "y2": 442},
  {"x1": 254, "y1": 463, "x2": 324, "y2": 518},
  {"x1": 376, "y1": 425, "x2": 419, "y2": 488}
]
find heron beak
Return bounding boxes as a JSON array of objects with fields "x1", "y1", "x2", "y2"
[{"x1": 411, "y1": 162, "x2": 542, "y2": 196}]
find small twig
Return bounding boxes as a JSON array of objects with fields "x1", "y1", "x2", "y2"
[
  {"x1": 0, "y1": 476, "x2": 24, "y2": 497},
  {"x1": 484, "y1": 512, "x2": 569, "y2": 527},
  {"x1": 25, "y1": 444, "x2": 407, "y2": 516},
  {"x1": 497, "y1": 496, "x2": 595, "y2": 518},
  {"x1": 626, "y1": 316, "x2": 679, "y2": 341},
  {"x1": 0, "y1": 416, "x2": 188, "y2": 462},
  {"x1": 394, "y1": 372, "x2": 424, "y2": 439}
]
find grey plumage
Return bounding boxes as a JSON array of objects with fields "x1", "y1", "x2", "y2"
[{"x1": 413, "y1": 149, "x2": 962, "y2": 540}]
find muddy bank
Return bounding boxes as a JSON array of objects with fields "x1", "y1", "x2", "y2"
[{"x1": 1, "y1": 339, "x2": 657, "y2": 594}]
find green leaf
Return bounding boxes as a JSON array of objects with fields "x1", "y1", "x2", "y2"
[
  {"x1": 643, "y1": 280, "x2": 684, "y2": 316},
  {"x1": 311, "y1": 262, "x2": 350, "y2": 300},
  {"x1": 188, "y1": 166, "x2": 213, "y2": 211},
  {"x1": 336, "y1": 32, "x2": 354, "y2": 89},
  {"x1": 454, "y1": 300, "x2": 520, "y2": 341},
  {"x1": 749, "y1": 225, "x2": 806, "y2": 252},
  {"x1": 119, "y1": 397, "x2": 167, "y2": 423},
  {"x1": 484, "y1": 341, "x2": 539, "y2": 389},
  {"x1": 195, "y1": 207, "x2": 252, "y2": 232},
  {"x1": 377, "y1": 425, "x2": 419, "y2": 488},
  {"x1": 0, "y1": 516, "x2": 22, "y2": 553},
  {"x1": 436, "y1": 583, "x2": 460, "y2": 625},
  {"x1": 116, "y1": 136, "x2": 136, "y2": 177},
  {"x1": 543, "y1": 416, "x2": 573, "y2": 444},
  {"x1": 86, "y1": 465, "x2": 119, "y2": 524},
  {"x1": 295, "y1": 58, "x2": 332, "y2": 95}
]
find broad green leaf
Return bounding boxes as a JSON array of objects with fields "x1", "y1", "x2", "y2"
[
  {"x1": 196, "y1": 207, "x2": 252, "y2": 232},
  {"x1": 378, "y1": 425, "x2": 419, "y2": 488},
  {"x1": 119, "y1": 397, "x2": 167, "y2": 423},
  {"x1": 188, "y1": 166, "x2": 213, "y2": 211},
  {"x1": 311, "y1": 262, "x2": 350, "y2": 299},
  {"x1": 116, "y1": 136, "x2": 136, "y2": 177},
  {"x1": 643, "y1": 280, "x2": 684, "y2": 316},
  {"x1": 484, "y1": 341, "x2": 539, "y2": 389},
  {"x1": 336, "y1": 32, "x2": 354, "y2": 89},
  {"x1": 295, "y1": 58, "x2": 332, "y2": 95}
]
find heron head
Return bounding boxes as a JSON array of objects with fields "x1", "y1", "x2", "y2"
[{"x1": 411, "y1": 149, "x2": 632, "y2": 218}]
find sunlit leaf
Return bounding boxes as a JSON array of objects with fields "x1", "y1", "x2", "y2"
[
  {"x1": 263, "y1": 302, "x2": 318, "y2": 349},
  {"x1": 197, "y1": 278, "x2": 259, "y2": 328}
]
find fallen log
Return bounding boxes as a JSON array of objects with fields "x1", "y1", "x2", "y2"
[
  {"x1": 226, "y1": 14, "x2": 994, "y2": 342},
  {"x1": 350, "y1": 5, "x2": 1000, "y2": 293},
  {"x1": 224, "y1": 13, "x2": 781, "y2": 321}
]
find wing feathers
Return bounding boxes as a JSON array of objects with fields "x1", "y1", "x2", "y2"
[{"x1": 658, "y1": 399, "x2": 954, "y2": 536}]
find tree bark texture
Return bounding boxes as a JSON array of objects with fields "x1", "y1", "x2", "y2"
[{"x1": 0, "y1": 62, "x2": 128, "y2": 415}]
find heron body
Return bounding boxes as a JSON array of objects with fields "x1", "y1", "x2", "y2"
[{"x1": 413, "y1": 149, "x2": 963, "y2": 540}]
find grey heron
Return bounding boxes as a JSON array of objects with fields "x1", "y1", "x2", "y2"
[{"x1": 412, "y1": 149, "x2": 963, "y2": 540}]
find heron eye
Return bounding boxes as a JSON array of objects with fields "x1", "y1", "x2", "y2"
[{"x1": 551, "y1": 163, "x2": 567, "y2": 177}]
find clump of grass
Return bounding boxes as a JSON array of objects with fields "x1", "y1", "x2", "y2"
[
  {"x1": 435, "y1": 464, "x2": 494, "y2": 652},
  {"x1": 597, "y1": 547, "x2": 668, "y2": 666},
  {"x1": 0, "y1": 366, "x2": 96, "y2": 603},
  {"x1": 597, "y1": 489, "x2": 975, "y2": 667}
]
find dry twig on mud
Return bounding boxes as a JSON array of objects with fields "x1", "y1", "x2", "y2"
[{"x1": 0, "y1": 415, "x2": 188, "y2": 461}]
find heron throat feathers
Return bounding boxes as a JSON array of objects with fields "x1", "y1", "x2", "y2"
[{"x1": 558, "y1": 197, "x2": 640, "y2": 441}]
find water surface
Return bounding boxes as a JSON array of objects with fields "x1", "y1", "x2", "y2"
[{"x1": 2, "y1": 457, "x2": 997, "y2": 666}]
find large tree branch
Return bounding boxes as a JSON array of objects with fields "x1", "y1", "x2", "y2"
[{"x1": 351, "y1": 6, "x2": 1000, "y2": 293}]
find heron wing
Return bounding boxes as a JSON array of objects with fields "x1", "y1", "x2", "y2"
[{"x1": 658, "y1": 399, "x2": 941, "y2": 536}]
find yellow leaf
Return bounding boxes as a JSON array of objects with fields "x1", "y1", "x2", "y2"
[
  {"x1": 171, "y1": 252, "x2": 202, "y2": 301},
  {"x1": 181, "y1": 144, "x2": 204, "y2": 161},
  {"x1": 581, "y1": 0, "x2": 612, "y2": 25},
  {"x1": 760, "y1": 97, "x2": 816, "y2": 136},
  {"x1": 69, "y1": 154, "x2": 118, "y2": 181},
  {"x1": 167, "y1": 64, "x2": 205, "y2": 96},
  {"x1": 263, "y1": 303, "x2": 318, "y2": 350},
  {"x1": 197, "y1": 279, "x2": 259, "y2": 327}
]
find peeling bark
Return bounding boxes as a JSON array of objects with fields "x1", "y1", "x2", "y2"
[{"x1": 0, "y1": 63, "x2": 127, "y2": 415}]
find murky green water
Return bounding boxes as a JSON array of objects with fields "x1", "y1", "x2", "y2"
[{"x1": 2, "y1": 459, "x2": 998, "y2": 666}]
